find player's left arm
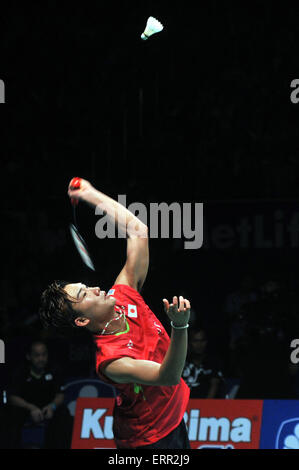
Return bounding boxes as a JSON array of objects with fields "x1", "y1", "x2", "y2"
[{"x1": 114, "y1": 230, "x2": 149, "y2": 292}]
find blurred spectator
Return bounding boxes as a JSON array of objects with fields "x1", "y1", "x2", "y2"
[
  {"x1": 231, "y1": 275, "x2": 297, "y2": 399},
  {"x1": 226, "y1": 275, "x2": 258, "y2": 317},
  {"x1": 226, "y1": 272, "x2": 299, "y2": 399},
  {"x1": 182, "y1": 329, "x2": 224, "y2": 398},
  {"x1": 7, "y1": 340, "x2": 73, "y2": 448}
]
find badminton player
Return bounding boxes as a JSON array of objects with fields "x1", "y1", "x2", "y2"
[{"x1": 40, "y1": 178, "x2": 191, "y2": 449}]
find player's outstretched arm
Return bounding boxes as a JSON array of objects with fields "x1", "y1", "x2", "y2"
[
  {"x1": 103, "y1": 296, "x2": 190, "y2": 387},
  {"x1": 68, "y1": 178, "x2": 149, "y2": 291}
]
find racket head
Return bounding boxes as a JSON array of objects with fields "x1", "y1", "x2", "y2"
[{"x1": 69, "y1": 224, "x2": 95, "y2": 271}]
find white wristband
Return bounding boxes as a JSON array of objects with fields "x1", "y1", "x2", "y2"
[{"x1": 171, "y1": 321, "x2": 189, "y2": 330}]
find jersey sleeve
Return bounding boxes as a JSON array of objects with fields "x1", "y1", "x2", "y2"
[{"x1": 96, "y1": 344, "x2": 137, "y2": 384}]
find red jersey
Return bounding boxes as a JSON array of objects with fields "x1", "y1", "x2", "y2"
[{"x1": 93, "y1": 284, "x2": 190, "y2": 448}]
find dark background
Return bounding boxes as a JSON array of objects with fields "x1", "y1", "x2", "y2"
[{"x1": 1, "y1": 1, "x2": 299, "y2": 398}]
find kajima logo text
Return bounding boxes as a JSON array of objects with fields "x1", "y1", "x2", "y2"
[
  {"x1": 184, "y1": 409, "x2": 251, "y2": 445},
  {"x1": 184, "y1": 399, "x2": 263, "y2": 449},
  {"x1": 80, "y1": 408, "x2": 113, "y2": 439},
  {"x1": 78, "y1": 408, "x2": 253, "y2": 444},
  {"x1": 80, "y1": 408, "x2": 251, "y2": 443}
]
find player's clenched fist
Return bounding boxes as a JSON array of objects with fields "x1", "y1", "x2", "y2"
[
  {"x1": 162, "y1": 296, "x2": 191, "y2": 328},
  {"x1": 67, "y1": 177, "x2": 94, "y2": 202}
]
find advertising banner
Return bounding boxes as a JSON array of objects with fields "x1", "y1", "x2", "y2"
[
  {"x1": 72, "y1": 397, "x2": 116, "y2": 449},
  {"x1": 71, "y1": 398, "x2": 264, "y2": 449},
  {"x1": 259, "y1": 400, "x2": 299, "y2": 449},
  {"x1": 185, "y1": 399, "x2": 263, "y2": 449}
]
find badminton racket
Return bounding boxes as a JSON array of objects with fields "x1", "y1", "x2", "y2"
[{"x1": 69, "y1": 177, "x2": 95, "y2": 271}]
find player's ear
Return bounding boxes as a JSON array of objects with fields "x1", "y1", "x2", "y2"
[{"x1": 74, "y1": 316, "x2": 90, "y2": 328}]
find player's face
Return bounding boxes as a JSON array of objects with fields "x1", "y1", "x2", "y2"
[{"x1": 64, "y1": 283, "x2": 116, "y2": 326}]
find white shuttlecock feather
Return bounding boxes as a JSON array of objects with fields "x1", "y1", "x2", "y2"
[{"x1": 141, "y1": 16, "x2": 164, "y2": 40}]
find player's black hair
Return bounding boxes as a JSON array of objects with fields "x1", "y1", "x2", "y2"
[{"x1": 39, "y1": 280, "x2": 83, "y2": 331}]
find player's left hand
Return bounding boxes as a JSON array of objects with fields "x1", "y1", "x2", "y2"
[{"x1": 162, "y1": 296, "x2": 191, "y2": 327}]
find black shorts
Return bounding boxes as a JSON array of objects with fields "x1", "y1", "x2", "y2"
[{"x1": 134, "y1": 419, "x2": 190, "y2": 450}]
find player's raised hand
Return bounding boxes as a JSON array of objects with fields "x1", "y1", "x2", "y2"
[
  {"x1": 162, "y1": 296, "x2": 191, "y2": 327},
  {"x1": 67, "y1": 177, "x2": 94, "y2": 202}
]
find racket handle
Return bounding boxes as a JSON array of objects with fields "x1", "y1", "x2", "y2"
[{"x1": 70, "y1": 177, "x2": 81, "y2": 206}]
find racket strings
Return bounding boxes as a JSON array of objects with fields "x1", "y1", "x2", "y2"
[{"x1": 70, "y1": 204, "x2": 95, "y2": 271}]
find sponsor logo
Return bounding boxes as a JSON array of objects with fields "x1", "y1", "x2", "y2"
[
  {"x1": 185, "y1": 400, "x2": 263, "y2": 449},
  {"x1": 80, "y1": 408, "x2": 114, "y2": 439},
  {"x1": 126, "y1": 340, "x2": 134, "y2": 349},
  {"x1": 184, "y1": 409, "x2": 251, "y2": 447},
  {"x1": 71, "y1": 398, "x2": 116, "y2": 449},
  {"x1": 275, "y1": 418, "x2": 299, "y2": 449},
  {"x1": 64, "y1": 379, "x2": 115, "y2": 418},
  {"x1": 154, "y1": 321, "x2": 163, "y2": 335}
]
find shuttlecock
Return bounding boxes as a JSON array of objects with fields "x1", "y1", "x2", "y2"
[{"x1": 141, "y1": 16, "x2": 164, "y2": 40}]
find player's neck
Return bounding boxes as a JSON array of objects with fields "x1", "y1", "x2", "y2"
[
  {"x1": 104, "y1": 316, "x2": 127, "y2": 335},
  {"x1": 93, "y1": 306, "x2": 127, "y2": 336}
]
